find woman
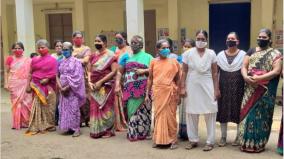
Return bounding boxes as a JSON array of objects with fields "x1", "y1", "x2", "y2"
[
  {"x1": 216, "y1": 32, "x2": 246, "y2": 146},
  {"x1": 116, "y1": 35, "x2": 153, "y2": 141},
  {"x1": 26, "y1": 39, "x2": 57, "y2": 135},
  {"x1": 181, "y1": 30, "x2": 220, "y2": 151},
  {"x1": 146, "y1": 39, "x2": 181, "y2": 149},
  {"x1": 179, "y1": 38, "x2": 195, "y2": 140},
  {"x1": 88, "y1": 34, "x2": 117, "y2": 138},
  {"x1": 239, "y1": 28, "x2": 282, "y2": 153},
  {"x1": 51, "y1": 40, "x2": 64, "y2": 62},
  {"x1": 113, "y1": 32, "x2": 131, "y2": 131},
  {"x1": 57, "y1": 42, "x2": 85, "y2": 137},
  {"x1": 51, "y1": 40, "x2": 64, "y2": 125},
  {"x1": 6, "y1": 42, "x2": 33, "y2": 130},
  {"x1": 72, "y1": 31, "x2": 91, "y2": 127}
]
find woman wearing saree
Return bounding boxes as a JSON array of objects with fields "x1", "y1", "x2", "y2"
[
  {"x1": 57, "y1": 42, "x2": 86, "y2": 137},
  {"x1": 26, "y1": 39, "x2": 57, "y2": 135},
  {"x1": 72, "y1": 31, "x2": 91, "y2": 127},
  {"x1": 88, "y1": 34, "x2": 117, "y2": 138},
  {"x1": 239, "y1": 28, "x2": 282, "y2": 153},
  {"x1": 51, "y1": 40, "x2": 64, "y2": 125},
  {"x1": 146, "y1": 39, "x2": 181, "y2": 149},
  {"x1": 116, "y1": 35, "x2": 153, "y2": 141},
  {"x1": 6, "y1": 42, "x2": 33, "y2": 130},
  {"x1": 113, "y1": 32, "x2": 131, "y2": 131}
]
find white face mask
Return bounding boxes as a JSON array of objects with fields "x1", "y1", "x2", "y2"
[{"x1": 195, "y1": 41, "x2": 207, "y2": 48}]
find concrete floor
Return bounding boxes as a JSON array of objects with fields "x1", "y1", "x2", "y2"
[{"x1": 1, "y1": 88, "x2": 282, "y2": 159}]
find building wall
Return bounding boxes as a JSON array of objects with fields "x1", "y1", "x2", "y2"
[{"x1": 3, "y1": 0, "x2": 283, "y2": 53}]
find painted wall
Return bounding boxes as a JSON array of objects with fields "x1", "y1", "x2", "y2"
[{"x1": 3, "y1": 0, "x2": 283, "y2": 53}]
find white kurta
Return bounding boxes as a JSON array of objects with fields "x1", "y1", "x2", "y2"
[{"x1": 182, "y1": 48, "x2": 218, "y2": 114}]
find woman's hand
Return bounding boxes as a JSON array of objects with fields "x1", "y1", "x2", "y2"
[
  {"x1": 40, "y1": 78, "x2": 49, "y2": 85},
  {"x1": 134, "y1": 68, "x2": 145, "y2": 75},
  {"x1": 214, "y1": 88, "x2": 221, "y2": 101},
  {"x1": 145, "y1": 93, "x2": 150, "y2": 103},
  {"x1": 26, "y1": 84, "x2": 32, "y2": 93},
  {"x1": 115, "y1": 84, "x2": 121, "y2": 95},
  {"x1": 244, "y1": 75, "x2": 258, "y2": 87},
  {"x1": 94, "y1": 81, "x2": 102, "y2": 90},
  {"x1": 88, "y1": 81, "x2": 94, "y2": 91},
  {"x1": 180, "y1": 87, "x2": 187, "y2": 98}
]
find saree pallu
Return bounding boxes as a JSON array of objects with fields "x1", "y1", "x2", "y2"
[
  {"x1": 239, "y1": 48, "x2": 282, "y2": 152},
  {"x1": 123, "y1": 62, "x2": 151, "y2": 141},
  {"x1": 114, "y1": 90, "x2": 127, "y2": 131},
  {"x1": 7, "y1": 57, "x2": 32, "y2": 130},
  {"x1": 153, "y1": 84, "x2": 178, "y2": 145},
  {"x1": 26, "y1": 55, "x2": 57, "y2": 134},
  {"x1": 89, "y1": 51, "x2": 116, "y2": 138}
]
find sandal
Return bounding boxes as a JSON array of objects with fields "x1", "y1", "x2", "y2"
[
  {"x1": 170, "y1": 143, "x2": 178, "y2": 150},
  {"x1": 218, "y1": 137, "x2": 227, "y2": 147},
  {"x1": 185, "y1": 142, "x2": 198, "y2": 150},
  {"x1": 72, "y1": 131, "x2": 81, "y2": 137},
  {"x1": 152, "y1": 143, "x2": 158, "y2": 148},
  {"x1": 203, "y1": 144, "x2": 214, "y2": 151}
]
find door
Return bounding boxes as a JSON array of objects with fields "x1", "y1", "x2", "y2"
[
  {"x1": 144, "y1": 10, "x2": 156, "y2": 55},
  {"x1": 209, "y1": 2, "x2": 251, "y2": 53}
]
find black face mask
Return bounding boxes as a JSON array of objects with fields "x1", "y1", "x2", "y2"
[
  {"x1": 95, "y1": 44, "x2": 103, "y2": 50},
  {"x1": 131, "y1": 44, "x2": 141, "y2": 53},
  {"x1": 226, "y1": 40, "x2": 237, "y2": 47},
  {"x1": 257, "y1": 39, "x2": 270, "y2": 48},
  {"x1": 115, "y1": 38, "x2": 124, "y2": 45}
]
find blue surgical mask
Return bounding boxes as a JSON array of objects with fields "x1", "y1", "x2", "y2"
[
  {"x1": 62, "y1": 50, "x2": 71, "y2": 58},
  {"x1": 159, "y1": 48, "x2": 170, "y2": 57}
]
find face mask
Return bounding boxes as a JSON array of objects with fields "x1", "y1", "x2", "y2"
[
  {"x1": 38, "y1": 48, "x2": 49, "y2": 56},
  {"x1": 115, "y1": 38, "x2": 124, "y2": 45},
  {"x1": 131, "y1": 44, "x2": 141, "y2": 53},
  {"x1": 13, "y1": 50, "x2": 23, "y2": 57},
  {"x1": 195, "y1": 41, "x2": 207, "y2": 48},
  {"x1": 159, "y1": 48, "x2": 170, "y2": 58},
  {"x1": 73, "y1": 38, "x2": 83, "y2": 46},
  {"x1": 95, "y1": 44, "x2": 103, "y2": 50},
  {"x1": 226, "y1": 40, "x2": 237, "y2": 48},
  {"x1": 62, "y1": 50, "x2": 71, "y2": 58},
  {"x1": 257, "y1": 39, "x2": 270, "y2": 48}
]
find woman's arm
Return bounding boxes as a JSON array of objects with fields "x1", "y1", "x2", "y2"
[
  {"x1": 115, "y1": 66, "x2": 124, "y2": 94},
  {"x1": 211, "y1": 62, "x2": 220, "y2": 100},
  {"x1": 252, "y1": 58, "x2": 282, "y2": 81},
  {"x1": 145, "y1": 67, "x2": 153, "y2": 102},
  {"x1": 180, "y1": 63, "x2": 188, "y2": 97},
  {"x1": 241, "y1": 55, "x2": 257, "y2": 85},
  {"x1": 94, "y1": 62, "x2": 118, "y2": 90}
]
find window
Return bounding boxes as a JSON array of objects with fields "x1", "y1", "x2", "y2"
[{"x1": 48, "y1": 13, "x2": 72, "y2": 49}]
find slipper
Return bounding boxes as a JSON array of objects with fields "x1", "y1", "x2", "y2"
[
  {"x1": 203, "y1": 144, "x2": 214, "y2": 151},
  {"x1": 185, "y1": 142, "x2": 198, "y2": 150}
]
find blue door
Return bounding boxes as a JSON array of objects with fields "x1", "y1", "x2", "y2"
[{"x1": 209, "y1": 2, "x2": 251, "y2": 53}]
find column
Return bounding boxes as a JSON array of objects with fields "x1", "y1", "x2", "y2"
[
  {"x1": 168, "y1": 0, "x2": 179, "y2": 52},
  {"x1": 126, "y1": 0, "x2": 145, "y2": 43},
  {"x1": 15, "y1": 0, "x2": 35, "y2": 56},
  {"x1": 261, "y1": 0, "x2": 274, "y2": 29},
  {"x1": 74, "y1": 0, "x2": 89, "y2": 45}
]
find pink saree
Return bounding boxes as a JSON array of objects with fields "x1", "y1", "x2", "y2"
[{"x1": 7, "y1": 56, "x2": 33, "y2": 130}]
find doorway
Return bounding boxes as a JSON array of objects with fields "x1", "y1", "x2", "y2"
[{"x1": 209, "y1": 2, "x2": 251, "y2": 53}]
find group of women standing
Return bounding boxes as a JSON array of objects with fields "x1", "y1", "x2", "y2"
[{"x1": 5, "y1": 28, "x2": 282, "y2": 154}]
